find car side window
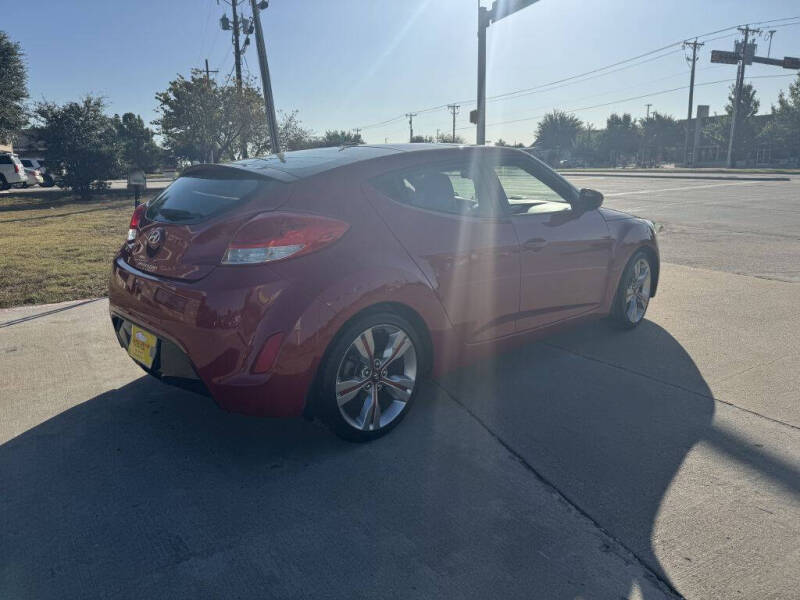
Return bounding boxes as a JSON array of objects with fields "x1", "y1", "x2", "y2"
[
  {"x1": 492, "y1": 161, "x2": 574, "y2": 216},
  {"x1": 372, "y1": 162, "x2": 495, "y2": 218},
  {"x1": 0, "y1": 156, "x2": 12, "y2": 165}
]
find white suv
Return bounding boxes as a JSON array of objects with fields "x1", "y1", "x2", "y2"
[{"x1": 0, "y1": 153, "x2": 28, "y2": 190}]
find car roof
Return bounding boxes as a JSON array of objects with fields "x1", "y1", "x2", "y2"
[{"x1": 183, "y1": 144, "x2": 518, "y2": 183}]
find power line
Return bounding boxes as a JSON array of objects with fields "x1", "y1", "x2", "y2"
[
  {"x1": 355, "y1": 16, "x2": 800, "y2": 133},
  {"x1": 454, "y1": 73, "x2": 794, "y2": 132}
]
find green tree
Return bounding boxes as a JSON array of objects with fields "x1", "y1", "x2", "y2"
[
  {"x1": 703, "y1": 83, "x2": 761, "y2": 163},
  {"x1": 34, "y1": 96, "x2": 122, "y2": 198},
  {"x1": 0, "y1": 31, "x2": 28, "y2": 142},
  {"x1": 435, "y1": 132, "x2": 465, "y2": 144},
  {"x1": 315, "y1": 130, "x2": 364, "y2": 147},
  {"x1": 573, "y1": 124, "x2": 601, "y2": 165},
  {"x1": 155, "y1": 72, "x2": 313, "y2": 161},
  {"x1": 601, "y1": 113, "x2": 639, "y2": 166},
  {"x1": 533, "y1": 110, "x2": 583, "y2": 163},
  {"x1": 410, "y1": 135, "x2": 435, "y2": 143},
  {"x1": 155, "y1": 71, "x2": 239, "y2": 163},
  {"x1": 114, "y1": 112, "x2": 162, "y2": 172},
  {"x1": 763, "y1": 74, "x2": 800, "y2": 161},
  {"x1": 639, "y1": 111, "x2": 682, "y2": 165}
]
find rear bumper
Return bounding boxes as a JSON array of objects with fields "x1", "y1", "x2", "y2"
[
  {"x1": 109, "y1": 256, "x2": 322, "y2": 417},
  {"x1": 112, "y1": 315, "x2": 211, "y2": 397}
]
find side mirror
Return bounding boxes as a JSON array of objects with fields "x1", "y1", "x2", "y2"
[{"x1": 573, "y1": 188, "x2": 603, "y2": 211}]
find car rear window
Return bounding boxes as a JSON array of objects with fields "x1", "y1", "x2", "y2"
[
  {"x1": 146, "y1": 174, "x2": 266, "y2": 224},
  {"x1": 21, "y1": 159, "x2": 33, "y2": 167}
]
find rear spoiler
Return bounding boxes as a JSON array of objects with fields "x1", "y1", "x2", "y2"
[{"x1": 180, "y1": 161, "x2": 298, "y2": 184}]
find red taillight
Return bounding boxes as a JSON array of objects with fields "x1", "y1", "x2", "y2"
[
  {"x1": 252, "y1": 332, "x2": 286, "y2": 373},
  {"x1": 127, "y1": 203, "x2": 148, "y2": 242},
  {"x1": 222, "y1": 212, "x2": 349, "y2": 265},
  {"x1": 14, "y1": 164, "x2": 20, "y2": 174}
]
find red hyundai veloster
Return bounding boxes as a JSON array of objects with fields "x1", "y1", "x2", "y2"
[{"x1": 110, "y1": 144, "x2": 658, "y2": 441}]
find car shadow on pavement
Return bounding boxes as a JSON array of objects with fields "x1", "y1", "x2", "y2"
[
  {"x1": 2, "y1": 319, "x2": 796, "y2": 599},
  {"x1": 439, "y1": 318, "x2": 799, "y2": 598},
  {"x1": 1, "y1": 367, "x2": 683, "y2": 600}
]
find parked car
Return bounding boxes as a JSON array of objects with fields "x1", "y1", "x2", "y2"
[
  {"x1": 0, "y1": 153, "x2": 28, "y2": 190},
  {"x1": 109, "y1": 145, "x2": 659, "y2": 441},
  {"x1": 22, "y1": 167, "x2": 44, "y2": 187},
  {"x1": 20, "y1": 157, "x2": 55, "y2": 187}
]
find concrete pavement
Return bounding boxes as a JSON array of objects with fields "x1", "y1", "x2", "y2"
[{"x1": 0, "y1": 299, "x2": 675, "y2": 600}]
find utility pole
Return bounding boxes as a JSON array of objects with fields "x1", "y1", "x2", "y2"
[
  {"x1": 250, "y1": 0, "x2": 281, "y2": 153},
  {"x1": 766, "y1": 30, "x2": 776, "y2": 57},
  {"x1": 726, "y1": 26, "x2": 759, "y2": 168},
  {"x1": 447, "y1": 104, "x2": 460, "y2": 143},
  {"x1": 204, "y1": 59, "x2": 218, "y2": 86},
  {"x1": 231, "y1": 0, "x2": 248, "y2": 158},
  {"x1": 683, "y1": 38, "x2": 704, "y2": 165},
  {"x1": 231, "y1": 0, "x2": 243, "y2": 92},
  {"x1": 405, "y1": 113, "x2": 417, "y2": 142},
  {"x1": 475, "y1": 0, "x2": 541, "y2": 145},
  {"x1": 645, "y1": 103, "x2": 652, "y2": 119}
]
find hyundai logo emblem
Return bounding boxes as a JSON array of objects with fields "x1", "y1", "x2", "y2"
[{"x1": 146, "y1": 228, "x2": 164, "y2": 252}]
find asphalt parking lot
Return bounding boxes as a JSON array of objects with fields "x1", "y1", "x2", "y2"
[{"x1": 1, "y1": 174, "x2": 798, "y2": 599}]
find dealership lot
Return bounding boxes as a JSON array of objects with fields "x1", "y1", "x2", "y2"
[{"x1": 1, "y1": 175, "x2": 798, "y2": 599}]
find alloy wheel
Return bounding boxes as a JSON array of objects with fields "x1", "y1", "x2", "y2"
[
  {"x1": 624, "y1": 257, "x2": 651, "y2": 323},
  {"x1": 335, "y1": 324, "x2": 417, "y2": 432}
]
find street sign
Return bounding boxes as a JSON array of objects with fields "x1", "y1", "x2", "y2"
[
  {"x1": 469, "y1": 109, "x2": 478, "y2": 125},
  {"x1": 784, "y1": 56, "x2": 800, "y2": 70},
  {"x1": 490, "y1": 0, "x2": 541, "y2": 22},
  {"x1": 711, "y1": 50, "x2": 739, "y2": 65}
]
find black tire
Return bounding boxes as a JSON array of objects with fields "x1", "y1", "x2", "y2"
[
  {"x1": 41, "y1": 175, "x2": 55, "y2": 188},
  {"x1": 318, "y1": 311, "x2": 423, "y2": 442},
  {"x1": 0, "y1": 175, "x2": 8, "y2": 191},
  {"x1": 610, "y1": 250, "x2": 654, "y2": 329}
]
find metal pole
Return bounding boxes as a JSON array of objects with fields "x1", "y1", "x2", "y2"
[
  {"x1": 250, "y1": 0, "x2": 281, "y2": 154},
  {"x1": 476, "y1": 7, "x2": 488, "y2": 145},
  {"x1": 727, "y1": 26, "x2": 754, "y2": 168}
]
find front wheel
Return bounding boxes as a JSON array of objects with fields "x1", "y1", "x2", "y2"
[
  {"x1": 610, "y1": 250, "x2": 653, "y2": 329},
  {"x1": 319, "y1": 312, "x2": 422, "y2": 442}
]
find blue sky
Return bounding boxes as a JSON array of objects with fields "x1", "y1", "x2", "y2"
[{"x1": 7, "y1": 0, "x2": 800, "y2": 145}]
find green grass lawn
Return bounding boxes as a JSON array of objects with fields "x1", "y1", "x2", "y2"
[{"x1": 0, "y1": 190, "x2": 151, "y2": 308}]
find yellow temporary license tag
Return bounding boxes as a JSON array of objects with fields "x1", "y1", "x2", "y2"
[{"x1": 128, "y1": 325, "x2": 158, "y2": 369}]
